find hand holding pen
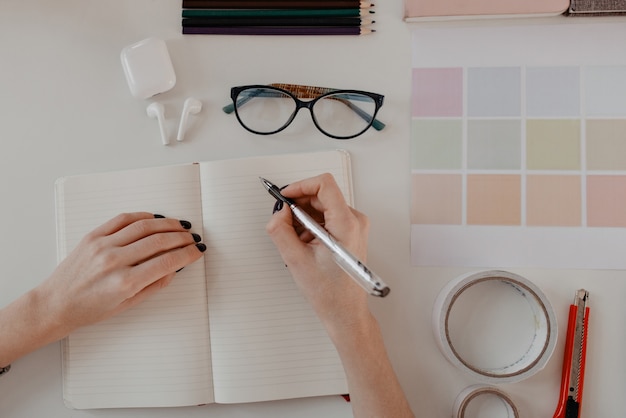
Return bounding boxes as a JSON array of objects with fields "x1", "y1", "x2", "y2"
[
  {"x1": 264, "y1": 174, "x2": 413, "y2": 417},
  {"x1": 261, "y1": 174, "x2": 389, "y2": 298}
]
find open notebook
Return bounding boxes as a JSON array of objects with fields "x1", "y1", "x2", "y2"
[
  {"x1": 55, "y1": 150, "x2": 351, "y2": 409},
  {"x1": 404, "y1": 0, "x2": 569, "y2": 20}
]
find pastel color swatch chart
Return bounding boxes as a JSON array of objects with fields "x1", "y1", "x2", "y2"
[{"x1": 410, "y1": 65, "x2": 626, "y2": 269}]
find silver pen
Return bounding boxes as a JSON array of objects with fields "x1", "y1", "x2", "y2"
[{"x1": 260, "y1": 177, "x2": 390, "y2": 297}]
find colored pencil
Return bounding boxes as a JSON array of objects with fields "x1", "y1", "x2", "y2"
[
  {"x1": 182, "y1": 17, "x2": 373, "y2": 27},
  {"x1": 182, "y1": 8, "x2": 374, "y2": 18},
  {"x1": 182, "y1": 0, "x2": 374, "y2": 10},
  {"x1": 182, "y1": 26, "x2": 375, "y2": 35}
]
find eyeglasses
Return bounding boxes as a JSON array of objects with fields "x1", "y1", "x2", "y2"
[{"x1": 222, "y1": 83, "x2": 385, "y2": 140}]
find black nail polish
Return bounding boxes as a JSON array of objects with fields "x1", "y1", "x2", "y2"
[
  {"x1": 272, "y1": 184, "x2": 288, "y2": 214},
  {"x1": 196, "y1": 243, "x2": 207, "y2": 252},
  {"x1": 272, "y1": 200, "x2": 284, "y2": 214},
  {"x1": 154, "y1": 214, "x2": 165, "y2": 218},
  {"x1": 180, "y1": 220, "x2": 192, "y2": 229},
  {"x1": 192, "y1": 233, "x2": 202, "y2": 243}
]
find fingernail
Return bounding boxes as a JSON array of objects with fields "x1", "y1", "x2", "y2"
[
  {"x1": 192, "y1": 233, "x2": 202, "y2": 243},
  {"x1": 272, "y1": 200, "x2": 284, "y2": 214},
  {"x1": 272, "y1": 185, "x2": 288, "y2": 214},
  {"x1": 176, "y1": 267, "x2": 184, "y2": 273},
  {"x1": 154, "y1": 214, "x2": 165, "y2": 218},
  {"x1": 196, "y1": 243, "x2": 207, "y2": 252},
  {"x1": 180, "y1": 220, "x2": 192, "y2": 229}
]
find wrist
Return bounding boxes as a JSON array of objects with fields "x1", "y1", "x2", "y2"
[
  {"x1": 16, "y1": 285, "x2": 70, "y2": 353},
  {"x1": 0, "y1": 285, "x2": 69, "y2": 374},
  {"x1": 0, "y1": 286, "x2": 66, "y2": 367},
  {"x1": 323, "y1": 308, "x2": 379, "y2": 351},
  {"x1": 28, "y1": 284, "x2": 72, "y2": 341}
]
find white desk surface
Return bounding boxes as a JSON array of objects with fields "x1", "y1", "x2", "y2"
[{"x1": 0, "y1": 1, "x2": 624, "y2": 417}]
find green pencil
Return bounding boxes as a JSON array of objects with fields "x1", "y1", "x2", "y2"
[{"x1": 182, "y1": 8, "x2": 374, "y2": 18}]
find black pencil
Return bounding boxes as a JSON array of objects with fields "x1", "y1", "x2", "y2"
[
  {"x1": 181, "y1": 8, "x2": 374, "y2": 18},
  {"x1": 182, "y1": 16, "x2": 373, "y2": 27},
  {"x1": 182, "y1": 0, "x2": 374, "y2": 9},
  {"x1": 182, "y1": 26, "x2": 375, "y2": 35}
]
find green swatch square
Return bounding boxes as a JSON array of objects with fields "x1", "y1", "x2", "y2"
[
  {"x1": 526, "y1": 120, "x2": 580, "y2": 170},
  {"x1": 467, "y1": 120, "x2": 521, "y2": 170},
  {"x1": 411, "y1": 119, "x2": 463, "y2": 170}
]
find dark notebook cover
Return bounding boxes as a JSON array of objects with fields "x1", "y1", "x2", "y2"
[{"x1": 568, "y1": 0, "x2": 626, "y2": 14}]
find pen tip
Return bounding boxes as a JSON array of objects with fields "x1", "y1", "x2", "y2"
[{"x1": 259, "y1": 177, "x2": 271, "y2": 190}]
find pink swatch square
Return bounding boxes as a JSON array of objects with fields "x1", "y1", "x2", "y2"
[
  {"x1": 467, "y1": 175, "x2": 521, "y2": 225},
  {"x1": 411, "y1": 174, "x2": 462, "y2": 224},
  {"x1": 412, "y1": 68, "x2": 463, "y2": 117},
  {"x1": 587, "y1": 175, "x2": 626, "y2": 227}
]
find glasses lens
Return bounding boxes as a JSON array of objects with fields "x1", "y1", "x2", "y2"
[
  {"x1": 312, "y1": 92, "x2": 377, "y2": 139},
  {"x1": 234, "y1": 87, "x2": 296, "y2": 134}
]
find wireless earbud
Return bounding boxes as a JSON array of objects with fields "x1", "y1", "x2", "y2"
[
  {"x1": 176, "y1": 97, "x2": 202, "y2": 142},
  {"x1": 146, "y1": 102, "x2": 169, "y2": 146}
]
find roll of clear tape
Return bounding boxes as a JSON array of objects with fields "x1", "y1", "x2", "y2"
[
  {"x1": 454, "y1": 385, "x2": 519, "y2": 418},
  {"x1": 433, "y1": 270, "x2": 557, "y2": 383}
]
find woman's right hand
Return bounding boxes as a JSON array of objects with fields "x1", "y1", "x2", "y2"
[{"x1": 264, "y1": 173, "x2": 371, "y2": 332}]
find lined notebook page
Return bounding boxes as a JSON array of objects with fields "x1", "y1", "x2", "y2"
[
  {"x1": 199, "y1": 150, "x2": 351, "y2": 404},
  {"x1": 56, "y1": 164, "x2": 214, "y2": 409}
]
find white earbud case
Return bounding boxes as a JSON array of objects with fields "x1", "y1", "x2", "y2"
[{"x1": 121, "y1": 37, "x2": 176, "y2": 99}]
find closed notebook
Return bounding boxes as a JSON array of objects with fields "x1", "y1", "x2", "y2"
[
  {"x1": 404, "y1": 0, "x2": 569, "y2": 20},
  {"x1": 567, "y1": 0, "x2": 626, "y2": 14},
  {"x1": 55, "y1": 150, "x2": 351, "y2": 409}
]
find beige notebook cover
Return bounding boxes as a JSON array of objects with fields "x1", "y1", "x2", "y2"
[{"x1": 405, "y1": 0, "x2": 569, "y2": 20}]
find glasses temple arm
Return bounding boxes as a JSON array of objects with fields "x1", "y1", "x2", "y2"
[
  {"x1": 333, "y1": 96, "x2": 386, "y2": 131},
  {"x1": 222, "y1": 89, "x2": 292, "y2": 114}
]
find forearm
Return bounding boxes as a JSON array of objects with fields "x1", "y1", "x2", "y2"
[
  {"x1": 0, "y1": 213, "x2": 205, "y2": 370},
  {"x1": 326, "y1": 313, "x2": 414, "y2": 418},
  {"x1": 0, "y1": 286, "x2": 66, "y2": 368}
]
